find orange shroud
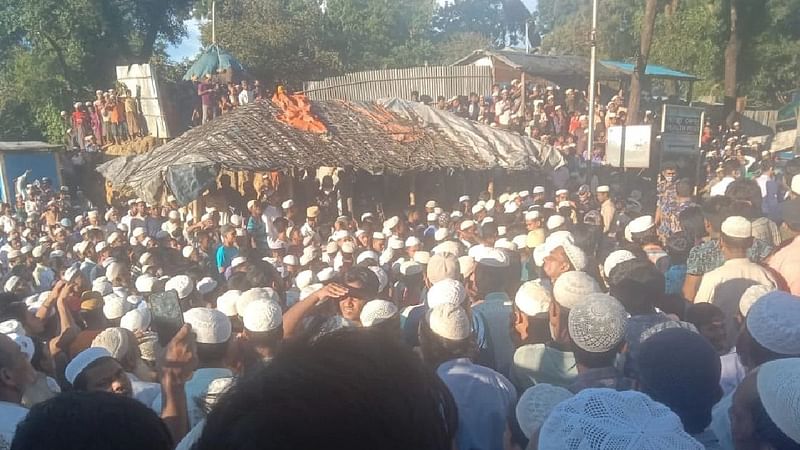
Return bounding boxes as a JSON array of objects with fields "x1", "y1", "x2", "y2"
[{"x1": 271, "y1": 90, "x2": 328, "y2": 134}]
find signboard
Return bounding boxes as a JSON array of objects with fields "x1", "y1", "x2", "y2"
[
  {"x1": 116, "y1": 64, "x2": 172, "y2": 138},
  {"x1": 605, "y1": 125, "x2": 652, "y2": 168},
  {"x1": 660, "y1": 104, "x2": 705, "y2": 183}
]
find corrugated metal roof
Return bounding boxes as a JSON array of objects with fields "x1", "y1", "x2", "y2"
[
  {"x1": 452, "y1": 49, "x2": 619, "y2": 80},
  {"x1": 0, "y1": 141, "x2": 61, "y2": 152},
  {"x1": 600, "y1": 60, "x2": 700, "y2": 81}
]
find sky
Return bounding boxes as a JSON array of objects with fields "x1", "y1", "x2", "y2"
[{"x1": 166, "y1": 0, "x2": 538, "y2": 61}]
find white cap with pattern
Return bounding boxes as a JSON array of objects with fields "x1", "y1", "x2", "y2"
[
  {"x1": 165, "y1": 275, "x2": 193, "y2": 299},
  {"x1": 516, "y1": 384, "x2": 573, "y2": 439},
  {"x1": 184, "y1": 307, "x2": 232, "y2": 344},
  {"x1": 216, "y1": 290, "x2": 241, "y2": 317},
  {"x1": 603, "y1": 250, "x2": 636, "y2": 278},
  {"x1": 427, "y1": 304, "x2": 471, "y2": 341},
  {"x1": 242, "y1": 300, "x2": 283, "y2": 333},
  {"x1": 756, "y1": 358, "x2": 800, "y2": 445},
  {"x1": 568, "y1": 293, "x2": 628, "y2": 352},
  {"x1": 514, "y1": 280, "x2": 553, "y2": 317},
  {"x1": 746, "y1": 291, "x2": 800, "y2": 355},
  {"x1": 359, "y1": 300, "x2": 399, "y2": 327},
  {"x1": 739, "y1": 284, "x2": 776, "y2": 317},
  {"x1": 552, "y1": 271, "x2": 601, "y2": 310},
  {"x1": 427, "y1": 279, "x2": 467, "y2": 308}
]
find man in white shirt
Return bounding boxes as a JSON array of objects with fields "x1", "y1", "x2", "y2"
[
  {"x1": 709, "y1": 159, "x2": 741, "y2": 197},
  {"x1": 238, "y1": 80, "x2": 253, "y2": 105},
  {"x1": 0, "y1": 333, "x2": 34, "y2": 447}
]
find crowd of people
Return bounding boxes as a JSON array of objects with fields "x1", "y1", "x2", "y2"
[
  {"x1": 0, "y1": 138, "x2": 799, "y2": 450},
  {"x1": 193, "y1": 75, "x2": 267, "y2": 125},
  {"x1": 61, "y1": 88, "x2": 146, "y2": 151}
]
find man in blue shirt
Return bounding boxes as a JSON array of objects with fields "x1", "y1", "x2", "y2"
[{"x1": 216, "y1": 224, "x2": 238, "y2": 275}]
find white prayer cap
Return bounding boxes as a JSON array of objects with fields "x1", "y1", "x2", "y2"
[
  {"x1": 427, "y1": 304, "x2": 471, "y2": 341},
  {"x1": 504, "y1": 202, "x2": 519, "y2": 214},
  {"x1": 485, "y1": 199, "x2": 496, "y2": 211},
  {"x1": 120, "y1": 308, "x2": 151, "y2": 332},
  {"x1": 434, "y1": 228, "x2": 449, "y2": 242},
  {"x1": 92, "y1": 327, "x2": 133, "y2": 360},
  {"x1": 359, "y1": 299, "x2": 398, "y2": 327},
  {"x1": 494, "y1": 238, "x2": 517, "y2": 252},
  {"x1": 196, "y1": 277, "x2": 218, "y2": 295},
  {"x1": 283, "y1": 254, "x2": 300, "y2": 266},
  {"x1": 471, "y1": 204, "x2": 485, "y2": 215},
  {"x1": 10, "y1": 334, "x2": 34, "y2": 362},
  {"x1": 180, "y1": 245, "x2": 196, "y2": 259},
  {"x1": 340, "y1": 242, "x2": 355, "y2": 254},
  {"x1": 626, "y1": 215, "x2": 655, "y2": 239},
  {"x1": 459, "y1": 195, "x2": 470, "y2": 203},
  {"x1": 331, "y1": 230, "x2": 349, "y2": 242},
  {"x1": 458, "y1": 255, "x2": 476, "y2": 279},
  {"x1": 405, "y1": 236, "x2": 421, "y2": 248},
  {"x1": 539, "y1": 389, "x2": 703, "y2": 449},
  {"x1": 603, "y1": 250, "x2": 636, "y2": 278},
  {"x1": 132, "y1": 227, "x2": 146, "y2": 238},
  {"x1": 792, "y1": 174, "x2": 800, "y2": 196},
  {"x1": 0, "y1": 319, "x2": 25, "y2": 336},
  {"x1": 94, "y1": 241, "x2": 108, "y2": 254},
  {"x1": 739, "y1": 284, "x2": 775, "y2": 317},
  {"x1": 365, "y1": 266, "x2": 387, "y2": 292},
  {"x1": 474, "y1": 247, "x2": 510, "y2": 268},
  {"x1": 316, "y1": 268, "x2": 335, "y2": 284},
  {"x1": 512, "y1": 235, "x2": 528, "y2": 250},
  {"x1": 557, "y1": 201, "x2": 572, "y2": 209},
  {"x1": 4, "y1": 276, "x2": 21, "y2": 293},
  {"x1": 356, "y1": 250, "x2": 379, "y2": 265},
  {"x1": 552, "y1": 271, "x2": 601, "y2": 310},
  {"x1": 31, "y1": 245, "x2": 45, "y2": 258},
  {"x1": 414, "y1": 251, "x2": 431, "y2": 265},
  {"x1": 427, "y1": 254, "x2": 459, "y2": 284},
  {"x1": 135, "y1": 274, "x2": 156, "y2": 294},
  {"x1": 721, "y1": 216, "x2": 751, "y2": 239},
  {"x1": 295, "y1": 270, "x2": 315, "y2": 289},
  {"x1": 231, "y1": 256, "x2": 247, "y2": 269},
  {"x1": 533, "y1": 186, "x2": 546, "y2": 194},
  {"x1": 167, "y1": 210, "x2": 180, "y2": 221},
  {"x1": 525, "y1": 210, "x2": 540, "y2": 221},
  {"x1": 450, "y1": 211, "x2": 463, "y2": 219},
  {"x1": 555, "y1": 189, "x2": 568, "y2": 196},
  {"x1": 481, "y1": 217, "x2": 494, "y2": 226},
  {"x1": 243, "y1": 300, "x2": 283, "y2": 333},
  {"x1": 516, "y1": 384, "x2": 573, "y2": 439},
  {"x1": 546, "y1": 215, "x2": 565, "y2": 230},
  {"x1": 65, "y1": 347, "x2": 112, "y2": 385},
  {"x1": 426, "y1": 212, "x2": 438, "y2": 222},
  {"x1": 105, "y1": 262, "x2": 124, "y2": 282},
  {"x1": 519, "y1": 190, "x2": 530, "y2": 198},
  {"x1": 64, "y1": 264, "x2": 81, "y2": 283},
  {"x1": 388, "y1": 237, "x2": 405, "y2": 250},
  {"x1": 515, "y1": 280, "x2": 553, "y2": 317},
  {"x1": 6, "y1": 249, "x2": 20, "y2": 261},
  {"x1": 499, "y1": 193, "x2": 510, "y2": 204},
  {"x1": 400, "y1": 260, "x2": 423, "y2": 276},
  {"x1": 282, "y1": 199, "x2": 294, "y2": 210},
  {"x1": 126, "y1": 295, "x2": 143, "y2": 308},
  {"x1": 138, "y1": 252, "x2": 154, "y2": 266},
  {"x1": 325, "y1": 241, "x2": 339, "y2": 254},
  {"x1": 756, "y1": 358, "x2": 800, "y2": 445},
  {"x1": 216, "y1": 290, "x2": 241, "y2": 317},
  {"x1": 427, "y1": 279, "x2": 466, "y2": 308},
  {"x1": 561, "y1": 241, "x2": 587, "y2": 271},
  {"x1": 103, "y1": 293, "x2": 129, "y2": 320},
  {"x1": 425, "y1": 200, "x2": 437, "y2": 208},
  {"x1": 165, "y1": 275, "x2": 193, "y2": 299},
  {"x1": 746, "y1": 291, "x2": 800, "y2": 355},
  {"x1": 184, "y1": 307, "x2": 231, "y2": 344},
  {"x1": 372, "y1": 232, "x2": 386, "y2": 240},
  {"x1": 384, "y1": 216, "x2": 400, "y2": 230},
  {"x1": 107, "y1": 232, "x2": 121, "y2": 245},
  {"x1": 569, "y1": 293, "x2": 627, "y2": 352},
  {"x1": 596, "y1": 185, "x2": 610, "y2": 193}
]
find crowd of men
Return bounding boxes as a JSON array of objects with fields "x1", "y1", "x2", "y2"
[
  {"x1": 62, "y1": 88, "x2": 146, "y2": 151},
  {"x1": 1, "y1": 142, "x2": 800, "y2": 450}
]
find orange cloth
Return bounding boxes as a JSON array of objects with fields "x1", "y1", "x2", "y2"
[{"x1": 272, "y1": 91, "x2": 327, "y2": 133}]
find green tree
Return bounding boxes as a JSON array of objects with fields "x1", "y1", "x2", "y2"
[
  {"x1": 203, "y1": 0, "x2": 340, "y2": 86},
  {"x1": 432, "y1": 0, "x2": 531, "y2": 47}
]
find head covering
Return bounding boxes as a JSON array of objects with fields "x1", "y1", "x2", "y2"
[
  {"x1": 546, "y1": 215, "x2": 565, "y2": 231},
  {"x1": 237, "y1": 288, "x2": 278, "y2": 316},
  {"x1": 356, "y1": 250, "x2": 379, "y2": 265},
  {"x1": 427, "y1": 254, "x2": 459, "y2": 284},
  {"x1": 384, "y1": 216, "x2": 400, "y2": 230},
  {"x1": 756, "y1": 358, "x2": 800, "y2": 444},
  {"x1": 0, "y1": 319, "x2": 25, "y2": 336},
  {"x1": 135, "y1": 274, "x2": 156, "y2": 294},
  {"x1": 102, "y1": 293, "x2": 129, "y2": 320},
  {"x1": 196, "y1": 277, "x2": 218, "y2": 295},
  {"x1": 473, "y1": 247, "x2": 509, "y2": 268},
  {"x1": 427, "y1": 304, "x2": 470, "y2": 341},
  {"x1": 184, "y1": 307, "x2": 231, "y2": 344},
  {"x1": 165, "y1": 275, "x2": 193, "y2": 299},
  {"x1": 739, "y1": 284, "x2": 775, "y2": 317},
  {"x1": 414, "y1": 251, "x2": 431, "y2": 265},
  {"x1": 539, "y1": 388, "x2": 703, "y2": 449},
  {"x1": 65, "y1": 347, "x2": 112, "y2": 385},
  {"x1": 515, "y1": 280, "x2": 553, "y2": 317},
  {"x1": 721, "y1": 216, "x2": 751, "y2": 238},
  {"x1": 366, "y1": 266, "x2": 388, "y2": 292},
  {"x1": 306, "y1": 206, "x2": 320, "y2": 218},
  {"x1": 4, "y1": 276, "x2": 21, "y2": 293},
  {"x1": 603, "y1": 250, "x2": 637, "y2": 278},
  {"x1": 434, "y1": 228, "x2": 449, "y2": 242},
  {"x1": 552, "y1": 271, "x2": 601, "y2": 310},
  {"x1": 516, "y1": 384, "x2": 573, "y2": 439},
  {"x1": 242, "y1": 300, "x2": 283, "y2": 333},
  {"x1": 568, "y1": 294, "x2": 628, "y2": 352},
  {"x1": 459, "y1": 220, "x2": 476, "y2": 231},
  {"x1": 746, "y1": 291, "x2": 800, "y2": 355},
  {"x1": 596, "y1": 185, "x2": 610, "y2": 193},
  {"x1": 120, "y1": 308, "x2": 151, "y2": 332},
  {"x1": 359, "y1": 300, "x2": 399, "y2": 327},
  {"x1": 561, "y1": 242, "x2": 587, "y2": 271},
  {"x1": 626, "y1": 215, "x2": 655, "y2": 240},
  {"x1": 427, "y1": 279, "x2": 466, "y2": 308},
  {"x1": 533, "y1": 186, "x2": 546, "y2": 194},
  {"x1": 216, "y1": 290, "x2": 241, "y2": 317},
  {"x1": 91, "y1": 327, "x2": 133, "y2": 360}
]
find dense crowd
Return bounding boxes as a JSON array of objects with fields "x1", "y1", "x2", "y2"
[
  {"x1": 61, "y1": 88, "x2": 147, "y2": 151},
  {"x1": 0, "y1": 143, "x2": 800, "y2": 450}
]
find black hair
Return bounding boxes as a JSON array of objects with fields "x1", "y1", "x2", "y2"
[
  {"x1": 737, "y1": 326, "x2": 798, "y2": 370},
  {"x1": 720, "y1": 233, "x2": 753, "y2": 251},
  {"x1": 0, "y1": 292, "x2": 21, "y2": 310},
  {"x1": 702, "y1": 196, "x2": 734, "y2": 232},
  {"x1": 676, "y1": 178, "x2": 693, "y2": 197},
  {"x1": 607, "y1": 259, "x2": 662, "y2": 316},
  {"x1": 0, "y1": 301, "x2": 28, "y2": 324},
  {"x1": 245, "y1": 326, "x2": 284, "y2": 349},
  {"x1": 342, "y1": 266, "x2": 379, "y2": 299},
  {"x1": 72, "y1": 356, "x2": 118, "y2": 391},
  {"x1": 196, "y1": 329, "x2": 458, "y2": 450},
  {"x1": 685, "y1": 303, "x2": 723, "y2": 328},
  {"x1": 665, "y1": 231, "x2": 692, "y2": 264},
  {"x1": 227, "y1": 272, "x2": 251, "y2": 291},
  {"x1": 11, "y1": 391, "x2": 173, "y2": 450},
  {"x1": 725, "y1": 180, "x2": 763, "y2": 217},
  {"x1": 572, "y1": 343, "x2": 621, "y2": 369},
  {"x1": 480, "y1": 221, "x2": 498, "y2": 241},
  {"x1": 752, "y1": 393, "x2": 800, "y2": 449},
  {"x1": 474, "y1": 264, "x2": 507, "y2": 298},
  {"x1": 571, "y1": 223, "x2": 600, "y2": 261},
  {"x1": 679, "y1": 206, "x2": 706, "y2": 241},
  {"x1": 197, "y1": 341, "x2": 229, "y2": 365}
]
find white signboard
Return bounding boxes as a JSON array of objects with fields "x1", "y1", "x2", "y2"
[
  {"x1": 116, "y1": 64, "x2": 172, "y2": 138},
  {"x1": 605, "y1": 125, "x2": 652, "y2": 168}
]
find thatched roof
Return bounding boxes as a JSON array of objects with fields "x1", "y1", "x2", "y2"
[{"x1": 97, "y1": 98, "x2": 544, "y2": 204}]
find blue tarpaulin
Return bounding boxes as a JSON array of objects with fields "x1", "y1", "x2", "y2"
[
  {"x1": 600, "y1": 61, "x2": 700, "y2": 82},
  {"x1": 183, "y1": 44, "x2": 246, "y2": 81}
]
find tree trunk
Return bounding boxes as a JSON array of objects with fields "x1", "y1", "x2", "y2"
[
  {"x1": 627, "y1": 0, "x2": 658, "y2": 125},
  {"x1": 723, "y1": 0, "x2": 740, "y2": 123}
]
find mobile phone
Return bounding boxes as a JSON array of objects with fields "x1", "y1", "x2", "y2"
[{"x1": 147, "y1": 290, "x2": 184, "y2": 346}]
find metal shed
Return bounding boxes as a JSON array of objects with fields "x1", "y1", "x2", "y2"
[{"x1": 0, "y1": 141, "x2": 63, "y2": 202}]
